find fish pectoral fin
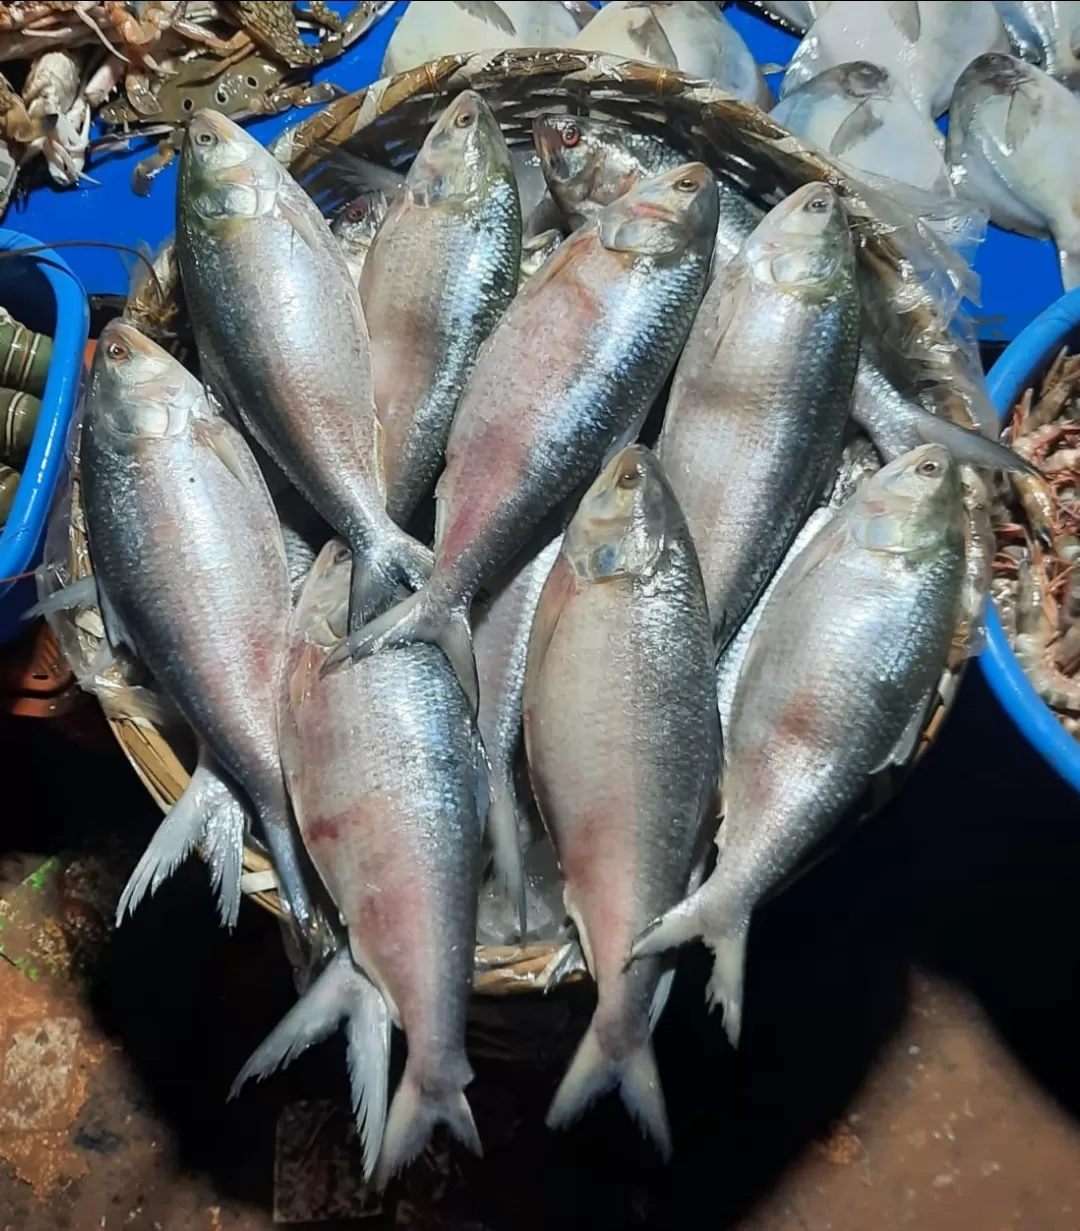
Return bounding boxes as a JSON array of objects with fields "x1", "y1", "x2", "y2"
[
  {"x1": 871, "y1": 688, "x2": 933, "y2": 775},
  {"x1": 191, "y1": 418, "x2": 250, "y2": 487},
  {"x1": 1004, "y1": 83, "x2": 1042, "y2": 153},
  {"x1": 21, "y1": 574, "x2": 100, "y2": 622},
  {"x1": 540, "y1": 938, "x2": 588, "y2": 991},
  {"x1": 485, "y1": 776, "x2": 527, "y2": 938},
  {"x1": 98, "y1": 585, "x2": 140, "y2": 662},
  {"x1": 829, "y1": 99, "x2": 884, "y2": 158},
  {"x1": 274, "y1": 192, "x2": 331, "y2": 257}
]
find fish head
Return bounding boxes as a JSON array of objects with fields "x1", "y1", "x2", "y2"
[
  {"x1": 950, "y1": 52, "x2": 1034, "y2": 126},
  {"x1": 332, "y1": 189, "x2": 389, "y2": 246},
  {"x1": 598, "y1": 162, "x2": 719, "y2": 258},
  {"x1": 827, "y1": 60, "x2": 893, "y2": 101},
  {"x1": 745, "y1": 181, "x2": 852, "y2": 296},
  {"x1": 179, "y1": 108, "x2": 280, "y2": 225},
  {"x1": 563, "y1": 445, "x2": 670, "y2": 581},
  {"x1": 533, "y1": 114, "x2": 640, "y2": 218},
  {"x1": 850, "y1": 444, "x2": 965, "y2": 556},
  {"x1": 293, "y1": 538, "x2": 351, "y2": 648},
  {"x1": 87, "y1": 320, "x2": 198, "y2": 442},
  {"x1": 408, "y1": 90, "x2": 514, "y2": 205}
]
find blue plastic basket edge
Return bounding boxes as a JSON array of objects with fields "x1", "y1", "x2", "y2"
[{"x1": 980, "y1": 288, "x2": 1080, "y2": 793}]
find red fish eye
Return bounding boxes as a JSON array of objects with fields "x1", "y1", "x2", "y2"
[
  {"x1": 106, "y1": 341, "x2": 129, "y2": 362},
  {"x1": 562, "y1": 122, "x2": 581, "y2": 148}
]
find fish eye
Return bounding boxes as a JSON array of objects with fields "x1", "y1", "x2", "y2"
[
  {"x1": 194, "y1": 128, "x2": 216, "y2": 148},
  {"x1": 616, "y1": 465, "x2": 640, "y2": 490},
  {"x1": 454, "y1": 107, "x2": 475, "y2": 129},
  {"x1": 916, "y1": 458, "x2": 943, "y2": 477},
  {"x1": 806, "y1": 193, "x2": 830, "y2": 213},
  {"x1": 675, "y1": 175, "x2": 699, "y2": 193},
  {"x1": 105, "y1": 340, "x2": 129, "y2": 362},
  {"x1": 561, "y1": 122, "x2": 581, "y2": 148}
]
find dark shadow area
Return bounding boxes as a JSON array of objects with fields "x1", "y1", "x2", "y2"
[{"x1": 3, "y1": 661, "x2": 1080, "y2": 1229}]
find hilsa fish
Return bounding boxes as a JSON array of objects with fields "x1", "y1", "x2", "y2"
[{"x1": 524, "y1": 446, "x2": 720, "y2": 1155}]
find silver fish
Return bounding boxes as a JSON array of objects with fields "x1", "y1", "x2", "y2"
[
  {"x1": 473, "y1": 534, "x2": 562, "y2": 934},
  {"x1": 533, "y1": 113, "x2": 762, "y2": 271},
  {"x1": 81, "y1": 320, "x2": 311, "y2": 932},
  {"x1": 334, "y1": 163, "x2": 720, "y2": 709},
  {"x1": 658, "y1": 182, "x2": 860, "y2": 651},
  {"x1": 743, "y1": 0, "x2": 830, "y2": 36},
  {"x1": 361, "y1": 91, "x2": 521, "y2": 527},
  {"x1": 523, "y1": 446, "x2": 720, "y2": 1154},
  {"x1": 782, "y1": 1, "x2": 1009, "y2": 118},
  {"x1": 630, "y1": 444, "x2": 967, "y2": 1047},
  {"x1": 572, "y1": 2, "x2": 773, "y2": 108},
  {"x1": 331, "y1": 189, "x2": 391, "y2": 288},
  {"x1": 176, "y1": 109, "x2": 432, "y2": 636},
  {"x1": 947, "y1": 52, "x2": 1080, "y2": 289},
  {"x1": 995, "y1": 1, "x2": 1080, "y2": 88},
  {"x1": 852, "y1": 346, "x2": 1038, "y2": 473},
  {"x1": 771, "y1": 60, "x2": 953, "y2": 195},
  {"x1": 381, "y1": 1, "x2": 582, "y2": 75},
  {"x1": 280, "y1": 540, "x2": 484, "y2": 1188}
]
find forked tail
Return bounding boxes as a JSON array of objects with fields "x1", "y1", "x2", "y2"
[
  {"x1": 230, "y1": 948, "x2": 391, "y2": 1180},
  {"x1": 546, "y1": 1023, "x2": 672, "y2": 1160},
  {"x1": 374, "y1": 1058, "x2": 482, "y2": 1191},
  {"x1": 630, "y1": 882, "x2": 751, "y2": 1048}
]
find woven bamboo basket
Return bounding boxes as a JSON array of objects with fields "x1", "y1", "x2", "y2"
[{"x1": 76, "y1": 49, "x2": 977, "y2": 993}]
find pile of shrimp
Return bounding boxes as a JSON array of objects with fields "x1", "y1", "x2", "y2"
[{"x1": 992, "y1": 346, "x2": 1080, "y2": 739}]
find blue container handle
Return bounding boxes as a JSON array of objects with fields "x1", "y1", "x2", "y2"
[
  {"x1": 0, "y1": 235, "x2": 86, "y2": 575},
  {"x1": 981, "y1": 287, "x2": 1080, "y2": 794}
]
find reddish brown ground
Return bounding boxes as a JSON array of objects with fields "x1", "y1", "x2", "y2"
[{"x1": 2, "y1": 667, "x2": 1080, "y2": 1231}]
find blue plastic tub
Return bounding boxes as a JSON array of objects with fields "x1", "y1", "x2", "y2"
[
  {"x1": 981, "y1": 288, "x2": 1080, "y2": 793},
  {"x1": 0, "y1": 230, "x2": 89, "y2": 645}
]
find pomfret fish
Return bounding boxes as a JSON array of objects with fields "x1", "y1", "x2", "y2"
[
  {"x1": 630, "y1": 444, "x2": 967, "y2": 1046},
  {"x1": 81, "y1": 319, "x2": 311, "y2": 932},
  {"x1": 995, "y1": 1, "x2": 1080, "y2": 88},
  {"x1": 176, "y1": 109, "x2": 432, "y2": 636},
  {"x1": 473, "y1": 534, "x2": 562, "y2": 933},
  {"x1": 280, "y1": 540, "x2": 485, "y2": 1188},
  {"x1": 947, "y1": 52, "x2": 1080, "y2": 289},
  {"x1": 533, "y1": 113, "x2": 762, "y2": 271},
  {"x1": 782, "y1": 1, "x2": 1009, "y2": 117},
  {"x1": 334, "y1": 163, "x2": 720, "y2": 709},
  {"x1": 331, "y1": 189, "x2": 390, "y2": 288},
  {"x1": 361, "y1": 91, "x2": 521, "y2": 527},
  {"x1": 571, "y1": 2, "x2": 772, "y2": 108},
  {"x1": 523, "y1": 446, "x2": 720, "y2": 1154},
  {"x1": 771, "y1": 61, "x2": 953, "y2": 195},
  {"x1": 381, "y1": 1, "x2": 583, "y2": 76},
  {"x1": 658, "y1": 181, "x2": 860, "y2": 652}
]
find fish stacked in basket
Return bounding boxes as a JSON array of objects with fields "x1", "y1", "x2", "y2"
[{"x1": 33, "y1": 47, "x2": 1035, "y2": 1188}]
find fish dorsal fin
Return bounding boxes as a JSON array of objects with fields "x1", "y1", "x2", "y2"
[
  {"x1": 830, "y1": 98, "x2": 884, "y2": 157},
  {"x1": 887, "y1": 1, "x2": 921, "y2": 43},
  {"x1": 1005, "y1": 82, "x2": 1042, "y2": 152},
  {"x1": 453, "y1": 0, "x2": 516, "y2": 35}
]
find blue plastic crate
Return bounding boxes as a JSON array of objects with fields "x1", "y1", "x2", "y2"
[{"x1": 0, "y1": 230, "x2": 90, "y2": 645}]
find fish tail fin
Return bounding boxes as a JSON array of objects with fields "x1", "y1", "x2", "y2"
[
  {"x1": 325, "y1": 581, "x2": 478, "y2": 714},
  {"x1": 253, "y1": 795, "x2": 314, "y2": 935},
  {"x1": 116, "y1": 754, "x2": 246, "y2": 929},
  {"x1": 487, "y1": 780, "x2": 527, "y2": 937},
  {"x1": 231, "y1": 948, "x2": 391, "y2": 1181},
  {"x1": 912, "y1": 407, "x2": 1040, "y2": 476},
  {"x1": 347, "y1": 528, "x2": 433, "y2": 630},
  {"x1": 374, "y1": 1062, "x2": 482, "y2": 1191},
  {"x1": 546, "y1": 1024, "x2": 672, "y2": 1160},
  {"x1": 629, "y1": 882, "x2": 750, "y2": 1049}
]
